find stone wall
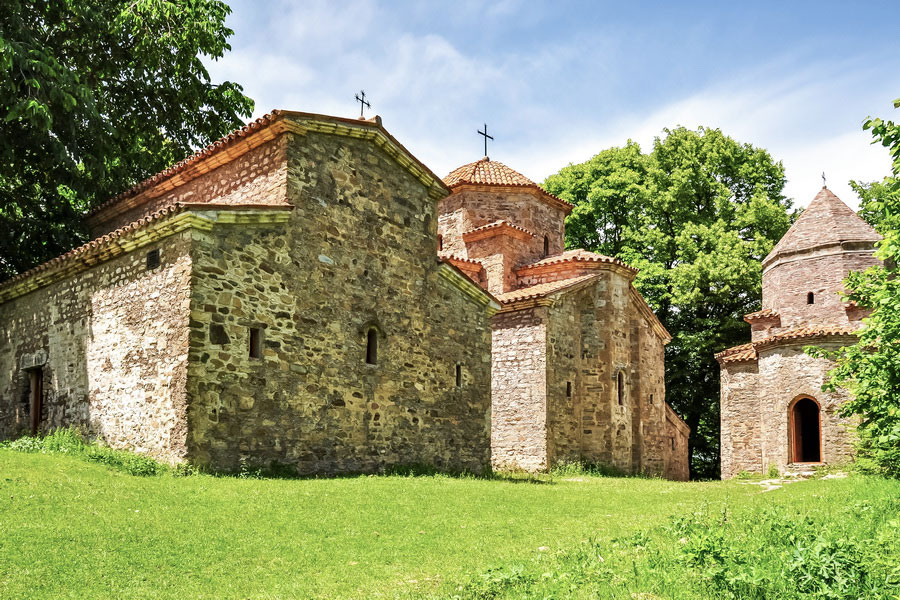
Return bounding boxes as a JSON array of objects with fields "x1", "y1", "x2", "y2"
[
  {"x1": 756, "y1": 342, "x2": 855, "y2": 471},
  {"x1": 490, "y1": 307, "x2": 548, "y2": 470},
  {"x1": 89, "y1": 136, "x2": 289, "y2": 237},
  {"x1": 664, "y1": 404, "x2": 691, "y2": 481},
  {"x1": 719, "y1": 361, "x2": 762, "y2": 478},
  {"x1": 0, "y1": 234, "x2": 193, "y2": 462},
  {"x1": 762, "y1": 246, "x2": 880, "y2": 331},
  {"x1": 185, "y1": 126, "x2": 494, "y2": 474},
  {"x1": 437, "y1": 189, "x2": 565, "y2": 263}
]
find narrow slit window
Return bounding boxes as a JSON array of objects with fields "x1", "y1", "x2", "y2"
[
  {"x1": 543, "y1": 235, "x2": 550, "y2": 256},
  {"x1": 366, "y1": 329, "x2": 378, "y2": 365},
  {"x1": 807, "y1": 292, "x2": 815, "y2": 304},
  {"x1": 438, "y1": 234, "x2": 443, "y2": 251},
  {"x1": 455, "y1": 364, "x2": 462, "y2": 387},
  {"x1": 566, "y1": 381, "x2": 572, "y2": 398},
  {"x1": 648, "y1": 393, "x2": 654, "y2": 406},
  {"x1": 146, "y1": 249, "x2": 160, "y2": 270},
  {"x1": 617, "y1": 371, "x2": 625, "y2": 406},
  {"x1": 29, "y1": 368, "x2": 43, "y2": 436},
  {"x1": 249, "y1": 327, "x2": 263, "y2": 359}
]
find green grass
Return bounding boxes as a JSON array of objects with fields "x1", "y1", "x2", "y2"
[{"x1": 1, "y1": 438, "x2": 898, "y2": 599}]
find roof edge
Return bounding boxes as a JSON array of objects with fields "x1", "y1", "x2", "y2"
[
  {"x1": 87, "y1": 110, "x2": 451, "y2": 226},
  {"x1": 449, "y1": 182, "x2": 574, "y2": 214}
]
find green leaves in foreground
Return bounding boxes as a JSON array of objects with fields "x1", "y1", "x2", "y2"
[
  {"x1": 810, "y1": 98, "x2": 900, "y2": 479},
  {"x1": 446, "y1": 490, "x2": 900, "y2": 600},
  {"x1": 0, "y1": 0, "x2": 253, "y2": 278},
  {"x1": 544, "y1": 127, "x2": 796, "y2": 478}
]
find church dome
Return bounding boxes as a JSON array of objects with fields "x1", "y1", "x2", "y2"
[
  {"x1": 444, "y1": 157, "x2": 539, "y2": 188},
  {"x1": 443, "y1": 157, "x2": 573, "y2": 213},
  {"x1": 762, "y1": 187, "x2": 881, "y2": 271}
]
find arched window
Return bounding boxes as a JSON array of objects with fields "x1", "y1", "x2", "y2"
[
  {"x1": 807, "y1": 292, "x2": 815, "y2": 304},
  {"x1": 455, "y1": 364, "x2": 462, "y2": 387},
  {"x1": 365, "y1": 328, "x2": 378, "y2": 365},
  {"x1": 543, "y1": 235, "x2": 550, "y2": 257},
  {"x1": 438, "y1": 234, "x2": 443, "y2": 251},
  {"x1": 616, "y1": 371, "x2": 625, "y2": 406}
]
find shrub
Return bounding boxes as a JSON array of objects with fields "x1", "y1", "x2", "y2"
[{"x1": 2, "y1": 427, "x2": 167, "y2": 476}]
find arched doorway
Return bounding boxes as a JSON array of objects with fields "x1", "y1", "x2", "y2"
[{"x1": 789, "y1": 397, "x2": 821, "y2": 463}]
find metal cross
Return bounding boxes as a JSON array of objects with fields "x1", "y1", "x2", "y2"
[
  {"x1": 355, "y1": 90, "x2": 371, "y2": 118},
  {"x1": 477, "y1": 123, "x2": 494, "y2": 157},
  {"x1": 822, "y1": 172, "x2": 827, "y2": 187}
]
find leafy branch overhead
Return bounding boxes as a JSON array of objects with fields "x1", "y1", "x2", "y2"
[
  {"x1": 0, "y1": 0, "x2": 253, "y2": 278},
  {"x1": 811, "y1": 97, "x2": 900, "y2": 478}
]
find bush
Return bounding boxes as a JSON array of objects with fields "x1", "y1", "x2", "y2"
[{"x1": 2, "y1": 427, "x2": 167, "y2": 476}]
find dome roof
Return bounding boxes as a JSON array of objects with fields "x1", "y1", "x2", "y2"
[
  {"x1": 444, "y1": 157, "x2": 539, "y2": 188},
  {"x1": 763, "y1": 187, "x2": 881, "y2": 268},
  {"x1": 442, "y1": 157, "x2": 573, "y2": 212}
]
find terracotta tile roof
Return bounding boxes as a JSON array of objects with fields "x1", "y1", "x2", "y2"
[
  {"x1": 438, "y1": 253, "x2": 484, "y2": 267},
  {"x1": 0, "y1": 202, "x2": 292, "y2": 296},
  {"x1": 754, "y1": 325, "x2": 858, "y2": 349},
  {"x1": 518, "y1": 249, "x2": 637, "y2": 274},
  {"x1": 87, "y1": 112, "x2": 285, "y2": 218},
  {"x1": 87, "y1": 110, "x2": 451, "y2": 223},
  {"x1": 715, "y1": 343, "x2": 758, "y2": 364},
  {"x1": 744, "y1": 308, "x2": 780, "y2": 321},
  {"x1": 462, "y1": 220, "x2": 535, "y2": 238},
  {"x1": 764, "y1": 187, "x2": 881, "y2": 267},
  {"x1": 716, "y1": 325, "x2": 859, "y2": 364},
  {"x1": 495, "y1": 274, "x2": 598, "y2": 304},
  {"x1": 444, "y1": 157, "x2": 537, "y2": 187},
  {"x1": 443, "y1": 157, "x2": 573, "y2": 212}
]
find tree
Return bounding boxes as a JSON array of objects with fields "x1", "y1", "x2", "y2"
[
  {"x1": 0, "y1": 0, "x2": 253, "y2": 278},
  {"x1": 545, "y1": 127, "x2": 795, "y2": 478},
  {"x1": 851, "y1": 176, "x2": 899, "y2": 229},
  {"x1": 812, "y1": 98, "x2": 900, "y2": 477}
]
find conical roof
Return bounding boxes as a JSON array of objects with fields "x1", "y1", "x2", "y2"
[{"x1": 763, "y1": 187, "x2": 880, "y2": 267}]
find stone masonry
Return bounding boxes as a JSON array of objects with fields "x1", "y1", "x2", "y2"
[
  {"x1": 438, "y1": 158, "x2": 690, "y2": 479},
  {"x1": 716, "y1": 187, "x2": 882, "y2": 478},
  {"x1": 0, "y1": 111, "x2": 498, "y2": 474}
]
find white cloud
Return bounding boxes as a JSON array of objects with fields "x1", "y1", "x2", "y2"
[{"x1": 207, "y1": 2, "x2": 896, "y2": 209}]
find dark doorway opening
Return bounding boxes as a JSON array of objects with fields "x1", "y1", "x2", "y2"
[
  {"x1": 790, "y1": 397, "x2": 821, "y2": 463},
  {"x1": 28, "y1": 368, "x2": 43, "y2": 435}
]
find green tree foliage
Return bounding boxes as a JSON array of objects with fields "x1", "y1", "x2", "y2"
[
  {"x1": 812, "y1": 99, "x2": 900, "y2": 477},
  {"x1": 544, "y1": 127, "x2": 795, "y2": 478},
  {"x1": 0, "y1": 0, "x2": 253, "y2": 278},
  {"x1": 851, "y1": 176, "x2": 900, "y2": 229}
]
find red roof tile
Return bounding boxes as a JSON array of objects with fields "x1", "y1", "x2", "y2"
[
  {"x1": 716, "y1": 325, "x2": 859, "y2": 363},
  {"x1": 463, "y1": 220, "x2": 535, "y2": 237},
  {"x1": 744, "y1": 308, "x2": 780, "y2": 321},
  {"x1": 495, "y1": 274, "x2": 598, "y2": 304},
  {"x1": 443, "y1": 157, "x2": 573, "y2": 212},
  {"x1": 518, "y1": 249, "x2": 637, "y2": 274},
  {"x1": 0, "y1": 202, "x2": 292, "y2": 296}
]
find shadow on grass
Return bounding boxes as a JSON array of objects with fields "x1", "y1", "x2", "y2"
[{"x1": 3, "y1": 428, "x2": 665, "y2": 485}]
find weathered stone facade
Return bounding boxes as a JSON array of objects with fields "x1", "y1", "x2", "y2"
[
  {"x1": 438, "y1": 158, "x2": 690, "y2": 479},
  {"x1": 1, "y1": 111, "x2": 498, "y2": 474},
  {"x1": 717, "y1": 187, "x2": 882, "y2": 478}
]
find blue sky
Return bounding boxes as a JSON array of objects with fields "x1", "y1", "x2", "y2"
[{"x1": 206, "y1": 0, "x2": 900, "y2": 208}]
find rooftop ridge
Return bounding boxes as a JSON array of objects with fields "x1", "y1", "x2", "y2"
[{"x1": 763, "y1": 187, "x2": 881, "y2": 269}]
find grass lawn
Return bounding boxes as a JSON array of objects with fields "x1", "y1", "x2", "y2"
[{"x1": 1, "y1": 449, "x2": 898, "y2": 599}]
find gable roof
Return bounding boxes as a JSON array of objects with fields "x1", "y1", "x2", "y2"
[
  {"x1": 86, "y1": 110, "x2": 451, "y2": 227},
  {"x1": 518, "y1": 249, "x2": 636, "y2": 275},
  {"x1": 763, "y1": 187, "x2": 880, "y2": 269},
  {"x1": 443, "y1": 157, "x2": 573, "y2": 214}
]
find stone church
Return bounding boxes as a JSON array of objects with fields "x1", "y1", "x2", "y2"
[
  {"x1": 0, "y1": 109, "x2": 688, "y2": 479},
  {"x1": 438, "y1": 158, "x2": 689, "y2": 479},
  {"x1": 716, "y1": 187, "x2": 881, "y2": 478}
]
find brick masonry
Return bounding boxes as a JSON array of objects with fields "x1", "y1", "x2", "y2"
[
  {"x1": 718, "y1": 187, "x2": 881, "y2": 478},
  {"x1": 438, "y1": 159, "x2": 690, "y2": 479}
]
